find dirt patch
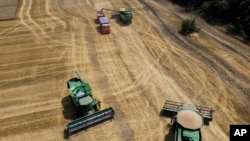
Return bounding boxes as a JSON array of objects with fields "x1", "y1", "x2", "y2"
[{"x1": 0, "y1": 0, "x2": 19, "y2": 20}]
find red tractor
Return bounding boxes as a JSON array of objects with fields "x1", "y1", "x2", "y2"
[{"x1": 96, "y1": 11, "x2": 110, "y2": 34}]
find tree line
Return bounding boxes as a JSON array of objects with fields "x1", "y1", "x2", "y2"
[{"x1": 170, "y1": 0, "x2": 250, "y2": 41}]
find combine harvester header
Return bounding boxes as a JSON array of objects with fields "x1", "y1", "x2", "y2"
[
  {"x1": 66, "y1": 107, "x2": 115, "y2": 135},
  {"x1": 64, "y1": 71, "x2": 115, "y2": 138},
  {"x1": 162, "y1": 100, "x2": 214, "y2": 141},
  {"x1": 162, "y1": 100, "x2": 214, "y2": 123}
]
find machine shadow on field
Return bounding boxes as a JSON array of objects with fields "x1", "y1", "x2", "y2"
[
  {"x1": 164, "y1": 123, "x2": 175, "y2": 141},
  {"x1": 160, "y1": 110, "x2": 175, "y2": 141},
  {"x1": 95, "y1": 26, "x2": 101, "y2": 34},
  {"x1": 61, "y1": 95, "x2": 77, "y2": 120},
  {"x1": 93, "y1": 19, "x2": 102, "y2": 35},
  {"x1": 159, "y1": 109, "x2": 175, "y2": 118},
  {"x1": 94, "y1": 19, "x2": 99, "y2": 24},
  {"x1": 108, "y1": 15, "x2": 131, "y2": 27},
  {"x1": 114, "y1": 17, "x2": 131, "y2": 27}
]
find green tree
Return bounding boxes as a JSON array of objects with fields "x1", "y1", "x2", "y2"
[
  {"x1": 171, "y1": 0, "x2": 250, "y2": 41},
  {"x1": 181, "y1": 18, "x2": 199, "y2": 34}
]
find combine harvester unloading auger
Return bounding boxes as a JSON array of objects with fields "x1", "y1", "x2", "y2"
[
  {"x1": 161, "y1": 100, "x2": 214, "y2": 141},
  {"x1": 64, "y1": 71, "x2": 115, "y2": 138},
  {"x1": 97, "y1": 8, "x2": 133, "y2": 24}
]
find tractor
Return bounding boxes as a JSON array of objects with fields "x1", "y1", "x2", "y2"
[
  {"x1": 97, "y1": 8, "x2": 132, "y2": 24},
  {"x1": 96, "y1": 11, "x2": 110, "y2": 34},
  {"x1": 64, "y1": 71, "x2": 115, "y2": 137},
  {"x1": 161, "y1": 100, "x2": 214, "y2": 141}
]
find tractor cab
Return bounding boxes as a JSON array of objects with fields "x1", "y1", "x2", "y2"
[
  {"x1": 100, "y1": 23, "x2": 110, "y2": 34},
  {"x1": 99, "y1": 17, "x2": 110, "y2": 34}
]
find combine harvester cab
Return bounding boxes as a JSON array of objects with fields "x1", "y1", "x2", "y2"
[
  {"x1": 64, "y1": 71, "x2": 115, "y2": 138},
  {"x1": 118, "y1": 8, "x2": 132, "y2": 24},
  {"x1": 162, "y1": 100, "x2": 214, "y2": 141}
]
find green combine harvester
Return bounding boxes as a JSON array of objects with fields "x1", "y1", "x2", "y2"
[
  {"x1": 162, "y1": 100, "x2": 214, "y2": 141},
  {"x1": 98, "y1": 8, "x2": 133, "y2": 24},
  {"x1": 64, "y1": 71, "x2": 115, "y2": 137}
]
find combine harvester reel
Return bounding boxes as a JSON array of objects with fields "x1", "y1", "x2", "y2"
[
  {"x1": 162, "y1": 100, "x2": 214, "y2": 141},
  {"x1": 64, "y1": 71, "x2": 115, "y2": 138}
]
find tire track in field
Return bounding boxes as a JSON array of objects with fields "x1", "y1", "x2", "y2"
[
  {"x1": 19, "y1": 0, "x2": 45, "y2": 41},
  {"x1": 0, "y1": 23, "x2": 24, "y2": 37},
  {"x1": 125, "y1": 0, "x2": 196, "y2": 102},
  {"x1": 44, "y1": 0, "x2": 67, "y2": 33},
  {"x1": 154, "y1": 0, "x2": 250, "y2": 84},
  {"x1": 22, "y1": 0, "x2": 46, "y2": 40},
  {"x1": 139, "y1": 0, "x2": 249, "y2": 97},
  {"x1": 96, "y1": 4, "x2": 187, "y2": 140},
  {"x1": 135, "y1": 1, "x2": 249, "y2": 139},
  {"x1": 127, "y1": 1, "x2": 248, "y2": 139},
  {"x1": 156, "y1": 0, "x2": 250, "y2": 60},
  {"x1": 19, "y1": 0, "x2": 40, "y2": 40}
]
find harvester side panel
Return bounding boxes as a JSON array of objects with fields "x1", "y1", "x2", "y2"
[{"x1": 66, "y1": 107, "x2": 115, "y2": 135}]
